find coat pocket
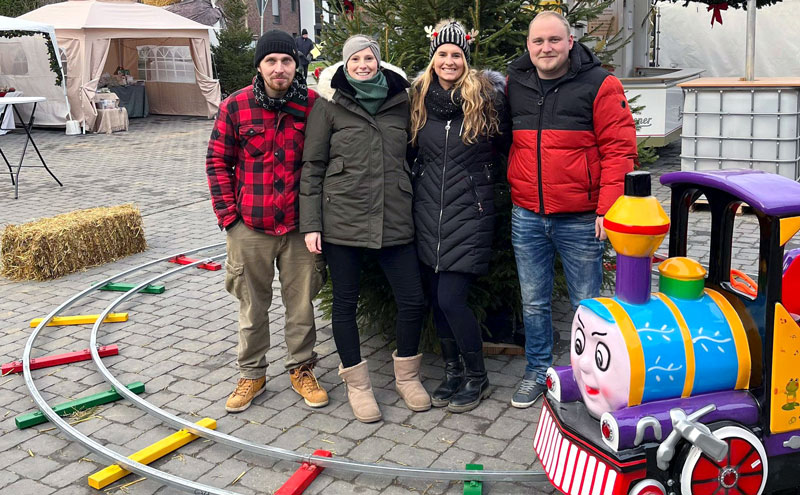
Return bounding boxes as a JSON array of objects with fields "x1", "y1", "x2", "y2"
[
  {"x1": 224, "y1": 261, "x2": 246, "y2": 299},
  {"x1": 399, "y1": 173, "x2": 413, "y2": 195},
  {"x1": 324, "y1": 157, "x2": 347, "y2": 189},
  {"x1": 468, "y1": 175, "x2": 485, "y2": 217},
  {"x1": 238, "y1": 125, "x2": 266, "y2": 157}
]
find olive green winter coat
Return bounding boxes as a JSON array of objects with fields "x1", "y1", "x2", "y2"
[{"x1": 299, "y1": 63, "x2": 413, "y2": 249}]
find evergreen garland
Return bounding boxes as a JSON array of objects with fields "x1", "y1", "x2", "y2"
[
  {"x1": 0, "y1": 30, "x2": 62, "y2": 87},
  {"x1": 661, "y1": 0, "x2": 780, "y2": 8}
]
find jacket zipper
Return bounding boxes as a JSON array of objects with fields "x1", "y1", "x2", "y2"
[
  {"x1": 536, "y1": 95, "x2": 545, "y2": 214},
  {"x1": 585, "y1": 156, "x2": 592, "y2": 201},
  {"x1": 435, "y1": 119, "x2": 451, "y2": 273},
  {"x1": 468, "y1": 175, "x2": 484, "y2": 217}
]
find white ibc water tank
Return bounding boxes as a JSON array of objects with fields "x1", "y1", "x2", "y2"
[{"x1": 680, "y1": 82, "x2": 800, "y2": 180}]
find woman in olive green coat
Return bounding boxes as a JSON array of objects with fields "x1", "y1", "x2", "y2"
[{"x1": 299, "y1": 35, "x2": 430, "y2": 423}]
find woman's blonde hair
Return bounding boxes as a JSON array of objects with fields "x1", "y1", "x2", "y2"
[{"x1": 410, "y1": 56, "x2": 500, "y2": 146}]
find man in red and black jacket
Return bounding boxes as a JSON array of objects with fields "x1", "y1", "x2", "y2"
[
  {"x1": 206, "y1": 30, "x2": 329, "y2": 414},
  {"x1": 506, "y1": 12, "x2": 636, "y2": 409}
]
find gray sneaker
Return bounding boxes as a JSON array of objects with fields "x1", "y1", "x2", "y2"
[{"x1": 511, "y1": 378, "x2": 546, "y2": 408}]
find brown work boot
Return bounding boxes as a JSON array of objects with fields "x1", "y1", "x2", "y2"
[
  {"x1": 225, "y1": 377, "x2": 266, "y2": 412},
  {"x1": 290, "y1": 364, "x2": 329, "y2": 408}
]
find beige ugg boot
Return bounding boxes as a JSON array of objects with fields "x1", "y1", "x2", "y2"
[
  {"x1": 338, "y1": 360, "x2": 382, "y2": 423},
  {"x1": 392, "y1": 351, "x2": 432, "y2": 412}
]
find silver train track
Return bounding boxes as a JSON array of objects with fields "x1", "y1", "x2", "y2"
[{"x1": 22, "y1": 243, "x2": 547, "y2": 494}]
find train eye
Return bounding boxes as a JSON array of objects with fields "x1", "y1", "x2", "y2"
[
  {"x1": 575, "y1": 328, "x2": 585, "y2": 355},
  {"x1": 595, "y1": 342, "x2": 610, "y2": 371}
]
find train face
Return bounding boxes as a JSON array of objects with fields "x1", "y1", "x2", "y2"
[{"x1": 569, "y1": 276, "x2": 752, "y2": 420}]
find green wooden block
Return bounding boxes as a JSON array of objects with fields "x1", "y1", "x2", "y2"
[
  {"x1": 97, "y1": 283, "x2": 165, "y2": 294},
  {"x1": 464, "y1": 464, "x2": 483, "y2": 495},
  {"x1": 15, "y1": 382, "x2": 145, "y2": 429}
]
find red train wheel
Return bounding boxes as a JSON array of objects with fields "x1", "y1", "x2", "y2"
[{"x1": 679, "y1": 426, "x2": 767, "y2": 495}]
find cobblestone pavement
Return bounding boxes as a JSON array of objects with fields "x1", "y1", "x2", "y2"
[{"x1": 0, "y1": 116, "x2": 796, "y2": 495}]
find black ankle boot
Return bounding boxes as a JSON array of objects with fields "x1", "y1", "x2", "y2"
[
  {"x1": 431, "y1": 339, "x2": 464, "y2": 407},
  {"x1": 447, "y1": 350, "x2": 490, "y2": 413}
]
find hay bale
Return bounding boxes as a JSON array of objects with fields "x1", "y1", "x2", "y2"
[{"x1": 1, "y1": 205, "x2": 147, "y2": 281}]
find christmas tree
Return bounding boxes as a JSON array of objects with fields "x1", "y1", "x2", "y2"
[{"x1": 212, "y1": 0, "x2": 256, "y2": 97}]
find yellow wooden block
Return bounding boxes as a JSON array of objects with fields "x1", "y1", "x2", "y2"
[
  {"x1": 30, "y1": 313, "x2": 128, "y2": 327},
  {"x1": 88, "y1": 417, "x2": 217, "y2": 489}
]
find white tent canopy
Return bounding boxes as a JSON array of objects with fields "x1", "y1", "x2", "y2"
[
  {"x1": 658, "y1": 0, "x2": 800, "y2": 77},
  {"x1": 20, "y1": 0, "x2": 221, "y2": 130},
  {"x1": 0, "y1": 15, "x2": 70, "y2": 126}
]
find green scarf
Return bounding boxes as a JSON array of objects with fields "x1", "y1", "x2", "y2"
[{"x1": 345, "y1": 70, "x2": 389, "y2": 115}]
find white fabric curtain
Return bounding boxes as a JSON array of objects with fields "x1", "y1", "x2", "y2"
[
  {"x1": 189, "y1": 37, "x2": 220, "y2": 117},
  {"x1": 79, "y1": 37, "x2": 111, "y2": 129}
]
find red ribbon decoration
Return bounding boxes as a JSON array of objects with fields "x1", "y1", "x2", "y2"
[{"x1": 707, "y1": 3, "x2": 728, "y2": 27}]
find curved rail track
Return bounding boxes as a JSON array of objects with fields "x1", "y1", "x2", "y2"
[{"x1": 22, "y1": 243, "x2": 547, "y2": 494}]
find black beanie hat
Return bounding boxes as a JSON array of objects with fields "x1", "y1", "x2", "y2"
[
  {"x1": 429, "y1": 20, "x2": 471, "y2": 63},
  {"x1": 254, "y1": 29, "x2": 299, "y2": 68}
]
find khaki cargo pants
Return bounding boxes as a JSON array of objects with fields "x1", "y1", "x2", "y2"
[{"x1": 225, "y1": 222, "x2": 326, "y2": 379}]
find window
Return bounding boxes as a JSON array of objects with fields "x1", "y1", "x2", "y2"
[
  {"x1": 291, "y1": 0, "x2": 296, "y2": 12},
  {"x1": 0, "y1": 43, "x2": 28, "y2": 75},
  {"x1": 273, "y1": 0, "x2": 280, "y2": 24},
  {"x1": 136, "y1": 45, "x2": 196, "y2": 83}
]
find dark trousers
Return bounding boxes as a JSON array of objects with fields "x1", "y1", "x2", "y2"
[
  {"x1": 300, "y1": 63, "x2": 309, "y2": 80},
  {"x1": 425, "y1": 268, "x2": 482, "y2": 353},
  {"x1": 324, "y1": 242, "x2": 426, "y2": 368}
]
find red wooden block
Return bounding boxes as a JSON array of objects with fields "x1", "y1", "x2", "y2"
[
  {"x1": 168, "y1": 255, "x2": 221, "y2": 271},
  {"x1": 274, "y1": 450, "x2": 332, "y2": 495},
  {"x1": 1, "y1": 345, "x2": 119, "y2": 375}
]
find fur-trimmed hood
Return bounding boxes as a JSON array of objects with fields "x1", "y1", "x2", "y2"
[
  {"x1": 412, "y1": 68, "x2": 506, "y2": 94},
  {"x1": 315, "y1": 61, "x2": 409, "y2": 101}
]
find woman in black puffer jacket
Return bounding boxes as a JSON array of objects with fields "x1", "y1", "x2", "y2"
[{"x1": 409, "y1": 20, "x2": 510, "y2": 413}]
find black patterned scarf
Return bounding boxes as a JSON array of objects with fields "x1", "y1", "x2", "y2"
[
  {"x1": 424, "y1": 76, "x2": 464, "y2": 121},
  {"x1": 252, "y1": 74, "x2": 309, "y2": 118}
]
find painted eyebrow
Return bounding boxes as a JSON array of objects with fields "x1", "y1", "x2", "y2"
[
  {"x1": 591, "y1": 331, "x2": 607, "y2": 336},
  {"x1": 577, "y1": 314, "x2": 585, "y2": 328}
]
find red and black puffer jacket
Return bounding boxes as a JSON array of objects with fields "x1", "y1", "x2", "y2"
[{"x1": 506, "y1": 42, "x2": 636, "y2": 216}]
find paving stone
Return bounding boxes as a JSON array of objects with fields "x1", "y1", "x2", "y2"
[
  {"x1": 8, "y1": 455, "x2": 62, "y2": 479},
  {"x1": 347, "y1": 437, "x2": 396, "y2": 463},
  {"x1": 0, "y1": 478, "x2": 56, "y2": 495},
  {"x1": 40, "y1": 460, "x2": 99, "y2": 488},
  {"x1": 384, "y1": 443, "x2": 438, "y2": 467},
  {"x1": 374, "y1": 423, "x2": 425, "y2": 446},
  {"x1": 484, "y1": 415, "x2": 527, "y2": 440}
]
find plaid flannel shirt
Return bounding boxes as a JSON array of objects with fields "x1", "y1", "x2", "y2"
[{"x1": 206, "y1": 85, "x2": 318, "y2": 235}]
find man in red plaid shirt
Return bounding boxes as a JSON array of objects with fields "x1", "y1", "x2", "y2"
[{"x1": 206, "y1": 30, "x2": 328, "y2": 413}]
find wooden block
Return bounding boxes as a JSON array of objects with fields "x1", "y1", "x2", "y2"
[
  {"x1": 30, "y1": 313, "x2": 128, "y2": 327},
  {"x1": 98, "y1": 283, "x2": 165, "y2": 294},
  {"x1": 482, "y1": 341, "x2": 524, "y2": 356},
  {"x1": 88, "y1": 417, "x2": 217, "y2": 489},
  {"x1": 2, "y1": 345, "x2": 119, "y2": 375},
  {"x1": 15, "y1": 382, "x2": 145, "y2": 429},
  {"x1": 464, "y1": 463, "x2": 483, "y2": 495},
  {"x1": 275, "y1": 450, "x2": 333, "y2": 495},
  {"x1": 168, "y1": 255, "x2": 221, "y2": 271}
]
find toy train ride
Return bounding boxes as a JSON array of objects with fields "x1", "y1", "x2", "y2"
[{"x1": 534, "y1": 170, "x2": 800, "y2": 495}]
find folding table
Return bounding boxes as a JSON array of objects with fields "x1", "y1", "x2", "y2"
[{"x1": 0, "y1": 96, "x2": 63, "y2": 199}]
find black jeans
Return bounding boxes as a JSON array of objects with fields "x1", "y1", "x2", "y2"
[
  {"x1": 425, "y1": 268, "x2": 482, "y2": 353},
  {"x1": 324, "y1": 242, "x2": 426, "y2": 368}
]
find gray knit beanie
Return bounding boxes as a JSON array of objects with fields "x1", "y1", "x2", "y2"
[
  {"x1": 429, "y1": 20, "x2": 470, "y2": 63},
  {"x1": 342, "y1": 35, "x2": 381, "y2": 66}
]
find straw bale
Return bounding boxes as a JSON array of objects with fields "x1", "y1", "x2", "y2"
[{"x1": 0, "y1": 205, "x2": 147, "y2": 281}]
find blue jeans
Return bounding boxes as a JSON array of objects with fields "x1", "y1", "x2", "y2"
[{"x1": 511, "y1": 206, "x2": 604, "y2": 384}]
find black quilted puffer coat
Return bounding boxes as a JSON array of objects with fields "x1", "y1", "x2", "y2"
[{"x1": 411, "y1": 72, "x2": 511, "y2": 275}]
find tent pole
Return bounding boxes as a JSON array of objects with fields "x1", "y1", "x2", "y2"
[{"x1": 745, "y1": 0, "x2": 756, "y2": 81}]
